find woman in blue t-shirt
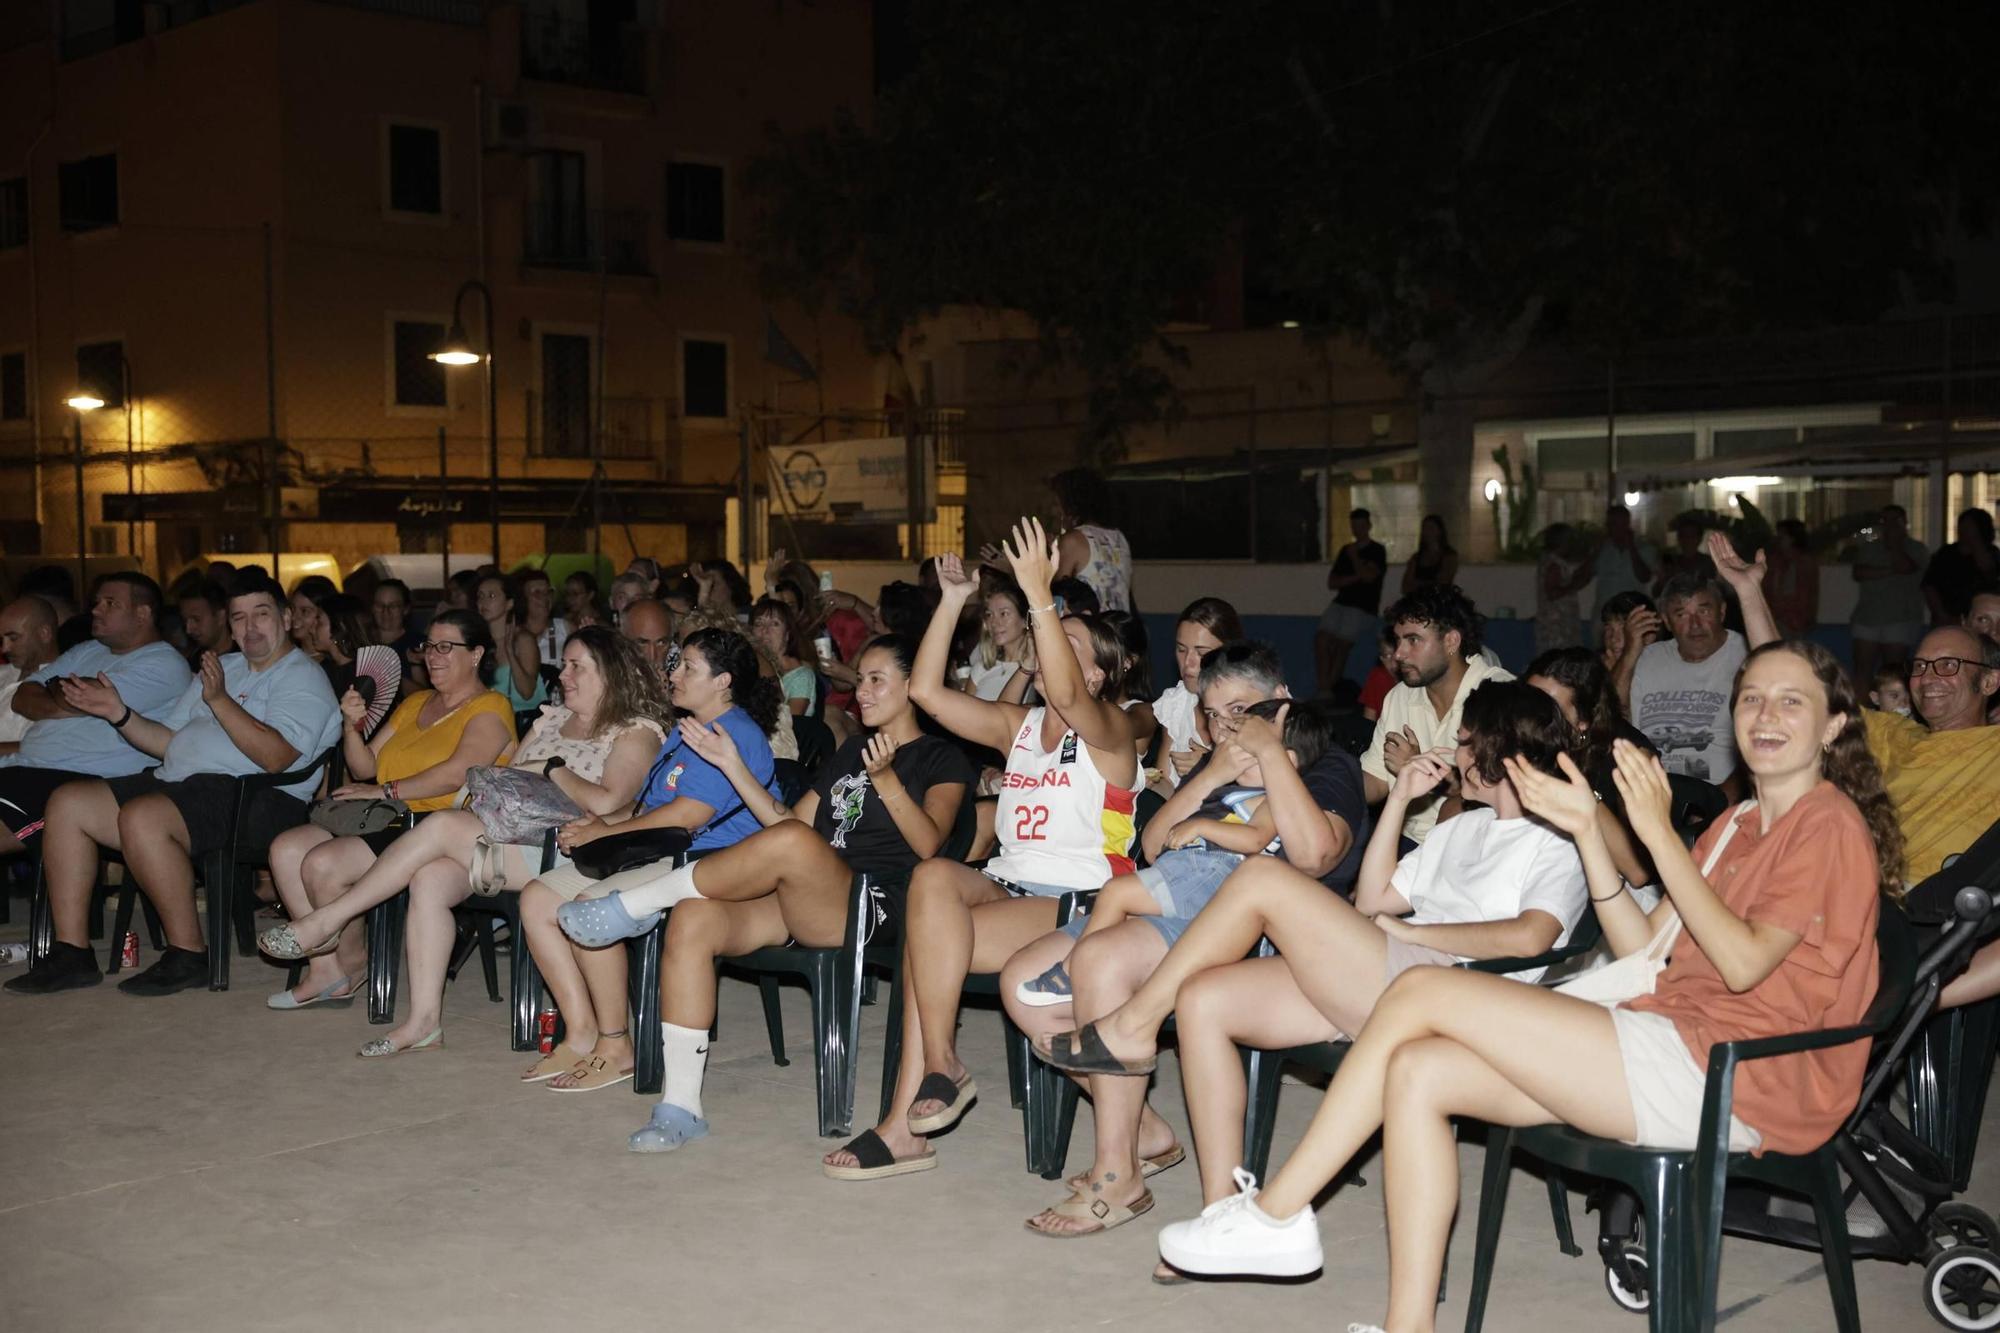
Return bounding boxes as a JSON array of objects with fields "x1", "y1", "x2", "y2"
[
  {"x1": 518, "y1": 629, "x2": 783, "y2": 1091},
  {"x1": 558, "y1": 633, "x2": 972, "y2": 1152}
]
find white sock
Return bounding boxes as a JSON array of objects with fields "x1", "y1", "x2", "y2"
[
  {"x1": 660, "y1": 1022, "x2": 710, "y2": 1119},
  {"x1": 619, "y1": 860, "x2": 704, "y2": 916}
]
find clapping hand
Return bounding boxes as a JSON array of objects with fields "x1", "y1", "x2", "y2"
[
  {"x1": 678, "y1": 717, "x2": 744, "y2": 773},
  {"x1": 1504, "y1": 752, "x2": 1601, "y2": 840},
  {"x1": 198, "y1": 652, "x2": 227, "y2": 704},
  {"x1": 60, "y1": 672, "x2": 125, "y2": 722},
  {"x1": 1390, "y1": 748, "x2": 1454, "y2": 802},
  {"x1": 1608, "y1": 739, "x2": 1676, "y2": 848},
  {"x1": 861, "y1": 732, "x2": 899, "y2": 776},
  {"x1": 1380, "y1": 724, "x2": 1421, "y2": 775}
]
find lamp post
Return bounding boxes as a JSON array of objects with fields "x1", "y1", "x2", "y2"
[
  {"x1": 430, "y1": 279, "x2": 500, "y2": 564},
  {"x1": 64, "y1": 390, "x2": 102, "y2": 593}
]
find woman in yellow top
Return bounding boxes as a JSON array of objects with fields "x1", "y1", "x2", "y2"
[{"x1": 263, "y1": 610, "x2": 515, "y2": 1009}]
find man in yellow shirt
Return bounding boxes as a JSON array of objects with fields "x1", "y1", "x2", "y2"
[{"x1": 1865, "y1": 624, "x2": 2000, "y2": 884}]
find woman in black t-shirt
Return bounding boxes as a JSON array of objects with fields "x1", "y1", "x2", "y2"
[{"x1": 620, "y1": 633, "x2": 973, "y2": 1153}]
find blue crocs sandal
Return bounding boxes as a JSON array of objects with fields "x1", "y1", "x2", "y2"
[
  {"x1": 629, "y1": 1102, "x2": 710, "y2": 1153},
  {"x1": 557, "y1": 891, "x2": 663, "y2": 948},
  {"x1": 1013, "y1": 961, "x2": 1073, "y2": 1008}
]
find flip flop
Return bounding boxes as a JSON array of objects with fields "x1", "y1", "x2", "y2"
[
  {"x1": 821, "y1": 1129, "x2": 938, "y2": 1181},
  {"x1": 519, "y1": 1042, "x2": 591, "y2": 1084},
  {"x1": 1024, "y1": 1187, "x2": 1155, "y2": 1238},
  {"x1": 905, "y1": 1070, "x2": 978, "y2": 1135},
  {"x1": 547, "y1": 1052, "x2": 635, "y2": 1094},
  {"x1": 257, "y1": 920, "x2": 343, "y2": 961},
  {"x1": 1034, "y1": 1021, "x2": 1157, "y2": 1076},
  {"x1": 1065, "y1": 1143, "x2": 1184, "y2": 1193},
  {"x1": 265, "y1": 974, "x2": 361, "y2": 1010}
]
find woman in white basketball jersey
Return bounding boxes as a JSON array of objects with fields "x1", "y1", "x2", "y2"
[{"x1": 822, "y1": 517, "x2": 1142, "y2": 1180}]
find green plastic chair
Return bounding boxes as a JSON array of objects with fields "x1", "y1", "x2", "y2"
[{"x1": 1463, "y1": 902, "x2": 1917, "y2": 1333}]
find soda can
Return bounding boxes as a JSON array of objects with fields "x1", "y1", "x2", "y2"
[
  {"x1": 121, "y1": 931, "x2": 139, "y2": 970},
  {"x1": 537, "y1": 1008, "x2": 557, "y2": 1055}
]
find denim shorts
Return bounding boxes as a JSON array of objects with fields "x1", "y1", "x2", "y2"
[{"x1": 1059, "y1": 847, "x2": 1246, "y2": 948}]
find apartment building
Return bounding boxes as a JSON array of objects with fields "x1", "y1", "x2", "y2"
[{"x1": 0, "y1": 0, "x2": 885, "y2": 577}]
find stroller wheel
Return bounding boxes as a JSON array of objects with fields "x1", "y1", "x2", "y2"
[
  {"x1": 1926, "y1": 1246, "x2": 2000, "y2": 1330},
  {"x1": 1935, "y1": 1203, "x2": 2000, "y2": 1256},
  {"x1": 1603, "y1": 1242, "x2": 1651, "y2": 1314}
]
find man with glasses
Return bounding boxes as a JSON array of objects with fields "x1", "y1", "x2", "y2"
[
  {"x1": 1360, "y1": 583, "x2": 1512, "y2": 846},
  {"x1": 1864, "y1": 623, "x2": 2000, "y2": 884}
]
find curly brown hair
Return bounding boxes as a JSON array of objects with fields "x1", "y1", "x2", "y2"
[
  {"x1": 1736, "y1": 640, "x2": 1905, "y2": 896},
  {"x1": 563, "y1": 625, "x2": 672, "y2": 738}
]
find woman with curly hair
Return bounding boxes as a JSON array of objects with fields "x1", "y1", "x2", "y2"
[{"x1": 1142, "y1": 636, "x2": 1901, "y2": 1324}]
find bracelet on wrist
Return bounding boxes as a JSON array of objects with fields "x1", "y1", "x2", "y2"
[
  {"x1": 383, "y1": 780, "x2": 398, "y2": 801},
  {"x1": 111, "y1": 705, "x2": 133, "y2": 729},
  {"x1": 1027, "y1": 602, "x2": 1057, "y2": 615}
]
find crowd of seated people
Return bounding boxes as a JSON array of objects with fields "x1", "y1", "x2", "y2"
[{"x1": 7, "y1": 489, "x2": 2000, "y2": 1333}]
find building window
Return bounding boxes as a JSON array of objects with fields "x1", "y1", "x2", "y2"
[
  {"x1": 665, "y1": 161, "x2": 725, "y2": 243},
  {"x1": 75, "y1": 340, "x2": 125, "y2": 407},
  {"x1": 539, "y1": 332, "x2": 593, "y2": 457},
  {"x1": 57, "y1": 153, "x2": 118, "y2": 232},
  {"x1": 525, "y1": 150, "x2": 591, "y2": 267},
  {"x1": 391, "y1": 320, "x2": 448, "y2": 408},
  {"x1": 1, "y1": 352, "x2": 26, "y2": 421},
  {"x1": 385, "y1": 122, "x2": 444, "y2": 217},
  {"x1": 0, "y1": 179, "x2": 25, "y2": 249},
  {"x1": 681, "y1": 338, "x2": 729, "y2": 419}
]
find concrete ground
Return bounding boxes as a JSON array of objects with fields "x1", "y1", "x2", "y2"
[{"x1": 0, "y1": 926, "x2": 1987, "y2": 1332}]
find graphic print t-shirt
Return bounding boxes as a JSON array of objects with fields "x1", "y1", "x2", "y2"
[
  {"x1": 1632, "y1": 631, "x2": 1748, "y2": 783},
  {"x1": 811, "y1": 734, "x2": 974, "y2": 876}
]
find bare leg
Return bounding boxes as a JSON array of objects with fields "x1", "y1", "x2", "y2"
[
  {"x1": 521, "y1": 880, "x2": 596, "y2": 1071},
  {"x1": 268, "y1": 824, "x2": 341, "y2": 999},
  {"x1": 43, "y1": 780, "x2": 121, "y2": 948},
  {"x1": 299, "y1": 838, "x2": 380, "y2": 998},
  {"x1": 283, "y1": 811, "x2": 484, "y2": 948},
  {"x1": 659, "y1": 896, "x2": 789, "y2": 1029},
  {"x1": 1055, "y1": 857, "x2": 1390, "y2": 1064},
  {"x1": 1943, "y1": 935, "x2": 2000, "y2": 1008},
  {"x1": 678, "y1": 820, "x2": 854, "y2": 910},
  {"x1": 910, "y1": 883, "x2": 1059, "y2": 1122},
  {"x1": 374, "y1": 857, "x2": 471, "y2": 1050},
  {"x1": 116, "y1": 794, "x2": 205, "y2": 951}
]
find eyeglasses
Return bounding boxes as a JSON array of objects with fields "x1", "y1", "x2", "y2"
[
  {"x1": 418, "y1": 640, "x2": 470, "y2": 657},
  {"x1": 1910, "y1": 656, "x2": 1989, "y2": 678}
]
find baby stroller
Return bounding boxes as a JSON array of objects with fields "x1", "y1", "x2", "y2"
[{"x1": 1583, "y1": 822, "x2": 2000, "y2": 1330}]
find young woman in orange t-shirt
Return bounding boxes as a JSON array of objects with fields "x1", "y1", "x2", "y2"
[{"x1": 1141, "y1": 638, "x2": 1903, "y2": 1329}]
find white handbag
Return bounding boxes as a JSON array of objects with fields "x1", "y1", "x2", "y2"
[{"x1": 1556, "y1": 801, "x2": 1753, "y2": 1007}]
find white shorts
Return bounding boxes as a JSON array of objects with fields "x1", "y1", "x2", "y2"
[{"x1": 1610, "y1": 1008, "x2": 1762, "y2": 1153}]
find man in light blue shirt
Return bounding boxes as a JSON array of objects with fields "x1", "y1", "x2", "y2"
[
  {"x1": 5, "y1": 573, "x2": 338, "y2": 998},
  {"x1": 0, "y1": 574, "x2": 190, "y2": 854}
]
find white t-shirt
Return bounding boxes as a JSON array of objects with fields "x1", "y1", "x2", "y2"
[
  {"x1": 153, "y1": 647, "x2": 343, "y2": 800},
  {"x1": 1632, "y1": 631, "x2": 1748, "y2": 784},
  {"x1": 1388, "y1": 807, "x2": 1589, "y2": 983},
  {"x1": 959, "y1": 657, "x2": 1021, "y2": 702},
  {"x1": 1361, "y1": 655, "x2": 1515, "y2": 844},
  {"x1": 0, "y1": 664, "x2": 27, "y2": 745},
  {"x1": 3, "y1": 639, "x2": 194, "y2": 777},
  {"x1": 1152, "y1": 682, "x2": 1200, "y2": 788}
]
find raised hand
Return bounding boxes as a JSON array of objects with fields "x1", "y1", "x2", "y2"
[
  {"x1": 1505, "y1": 752, "x2": 1601, "y2": 840},
  {"x1": 677, "y1": 717, "x2": 743, "y2": 773},
  {"x1": 1229, "y1": 701, "x2": 1289, "y2": 761},
  {"x1": 198, "y1": 651, "x2": 227, "y2": 704},
  {"x1": 1391, "y1": 750, "x2": 1453, "y2": 802},
  {"x1": 1608, "y1": 739, "x2": 1676, "y2": 849},
  {"x1": 861, "y1": 732, "x2": 899, "y2": 776},
  {"x1": 934, "y1": 552, "x2": 977, "y2": 599},
  {"x1": 1001, "y1": 516, "x2": 1060, "y2": 601},
  {"x1": 976, "y1": 542, "x2": 1005, "y2": 569},
  {"x1": 61, "y1": 672, "x2": 125, "y2": 722},
  {"x1": 1706, "y1": 528, "x2": 1766, "y2": 592}
]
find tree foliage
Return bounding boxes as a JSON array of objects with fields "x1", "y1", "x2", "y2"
[{"x1": 746, "y1": 0, "x2": 1996, "y2": 448}]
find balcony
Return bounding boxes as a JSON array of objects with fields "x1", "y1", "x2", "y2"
[
  {"x1": 526, "y1": 392, "x2": 678, "y2": 463},
  {"x1": 521, "y1": 205, "x2": 651, "y2": 276},
  {"x1": 521, "y1": 12, "x2": 647, "y2": 95}
]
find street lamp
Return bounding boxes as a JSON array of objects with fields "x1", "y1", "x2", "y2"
[{"x1": 430, "y1": 279, "x2": 500, "y2": 562}]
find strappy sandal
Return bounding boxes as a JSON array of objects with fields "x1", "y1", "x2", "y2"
[
  {"x1": 1065, "y1": 1143, "x2": 1184, "y2": 1193},
  {"x1": 1024, "y1": 1187, "x2": 1155, "y2": 1238},
  {"x1": 548, "y1": 1033, "x2": 635, "y2": 1093},
  {"x1": 519, "y1": 1042, "x2": 591, "y2": 1084},
  {"x1": 905, "y1": 1070, "x2": 978, "y2": 1135},
  {"x1": 1034, "y1": 1021, "x2": 1157, "y2": 1076},
  {"x1": 821, "y1": 1129, "x2": 937, "y2": 1181},
  {"x1": 1013, "y1": 960, "x2": 1074, "y2": 1008}
]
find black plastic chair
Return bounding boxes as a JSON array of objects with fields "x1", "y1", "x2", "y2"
[
  {"x1": 1238, "y1": 911, "x2": 1606, "y2": 1181},
  {"x1": 792, "y1": 713, "x2": 834, "y2": 777},
  {"x1": 1463, "y1": 904, "x2": 1917, "y2": 1333}
]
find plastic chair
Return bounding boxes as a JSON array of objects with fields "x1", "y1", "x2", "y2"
[
  {"x1": 792, "y1": 713, "x2": 834, "y2": 777},
  {"x1": 1238, "y1": 912, "x2": 1605, "y2": 1181},
  {"x1": 1463, "y1": 904, "x2": 1917, "y2": 1333},
  {"x1": 446, "y1": 825, "x2": 563, "y2": 1051}
]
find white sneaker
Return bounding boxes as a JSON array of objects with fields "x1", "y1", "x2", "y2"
[{"x1": 1156, "y1": 1167, "x2": 1324, "y2": 1277}]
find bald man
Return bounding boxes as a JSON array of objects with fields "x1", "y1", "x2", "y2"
[
  {"x1": 618, "y1": 598, "x2": 675, "y2": 679},
  {"x1": 0, "y1": 596, "x2": 60, "y2": 754}
]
